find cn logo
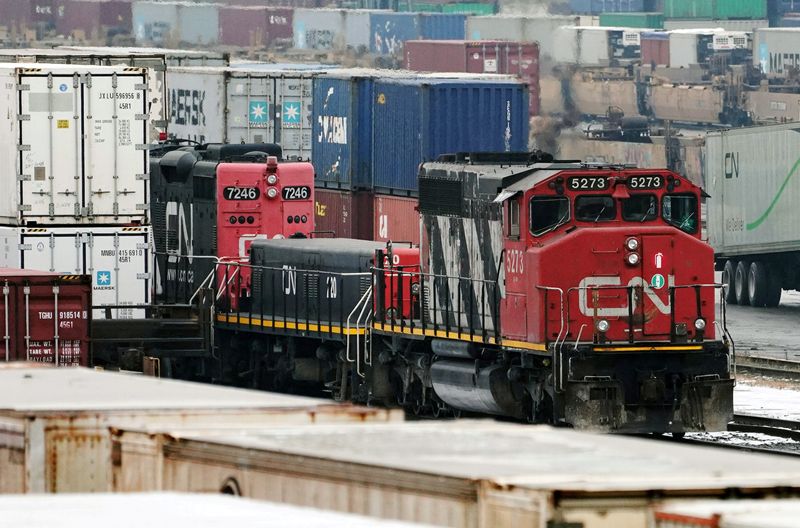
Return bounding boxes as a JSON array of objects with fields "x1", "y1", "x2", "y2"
[
  {"x1": 379, "y1": 214, "x2": 388, "y2": 239},
  {"x1": 578, "y1": 275, "x2": 674, "y2": 317}
]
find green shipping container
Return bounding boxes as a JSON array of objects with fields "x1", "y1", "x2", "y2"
[
  {"x1": 442, "y1": 3, "x2": 496, "y2": 15},
  {"x1": 599, "y1": 12, "x2": 664, "y2": 28},
  {"x1": 664, "y1": 0, "x2": 766, "y2": 20}
]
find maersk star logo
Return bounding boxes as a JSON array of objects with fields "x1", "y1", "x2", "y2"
[
  {"x1": 96, "y1": 271, "x2": 111, "y2": 286},
  {"x1": 249, "y1": 101, "x2": 269, "y2": 127},
  {"x1": 282, "y1": 101, "x2": 301, "y2": 128}
]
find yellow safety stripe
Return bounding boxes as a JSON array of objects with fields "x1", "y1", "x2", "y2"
[
  {"x1": 217, "y1": 314, "x2": 366, "y2": 336},
  {"x1": 593, "y1": 345, "x2": 704, "y2": 352},
  {"x1": 372, "y1": 323, "x2": 548, "y2": 352}
]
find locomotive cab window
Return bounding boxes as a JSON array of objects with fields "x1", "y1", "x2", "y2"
[
  {"x1": 508, "y1": 198, "x2": 520, "y2": 239},
  {"x1": 663, "y1": 194, "x2": 698, "y2": 233},
  {"x1": 622, "y1": 194, "x2": 657, "y2": 222},
  {"x1": 575, "y1": 195, "x2": 615, "y2": 222},
  {"x1": 530, "y1": 195, "x2": 569, "y2": 236}
]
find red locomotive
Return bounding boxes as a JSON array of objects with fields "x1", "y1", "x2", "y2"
[{"x1": 215, "y1": 152, "x2": 733, "y2": 434}]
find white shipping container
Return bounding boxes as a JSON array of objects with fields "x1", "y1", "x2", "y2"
[
  {"x1": 664, "y1": 18, "x2": 768, "y2": 32},
  {"x1": 165, "y1": 66, "x2": 226, "y2": 144},
  {"x1": 754, "y1": 28, "x2": 800, "y2": 76},
  {"x1": 553, "y1": 26, "x2": 613, "y2": 66},
  {"x1": 466, "y1": 15, "x2": 580, "y2": 61},
  {"x1": 226, "y1": 68, "x2": 317, "y2": 160},
  {"x1": 0, "y1": 225, "x2": 152, "y2": 319},
  {"x1": 706, "y1": 123, "x2": 800, "y2": 257},
  {"x1": 293, "y1": 9, "x2": 375, "y2": 51},
  {"x1": 0, "y1": 64, "x2": 149, "y2": 225}
]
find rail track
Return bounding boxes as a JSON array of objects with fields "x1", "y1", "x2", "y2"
[{"x1": 670, "y1": 414, "x2": 800, "y2": 457}]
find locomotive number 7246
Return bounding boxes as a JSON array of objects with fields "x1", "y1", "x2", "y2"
[{"x1": 223, "y1": 186, "x2": 260, "y2": 200}]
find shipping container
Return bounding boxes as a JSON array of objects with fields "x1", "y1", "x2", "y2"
[
  {"x1": 599, "y1": 11, "x2": 665, "y2": 27},
  {"x1": 293, "y1": 8, "x2": 375, "y2": 51},
  {"x1": 466, "y1": 15, "x2": 580, "y2": 60},
  {"x1": 642, "y1": 30, "x2": 671, "y2": 65},
  {"x1": 54, "y1": 0, "x2": 131, "y2": 42},
  {"x1": 165, "y1": 66, "x2": 226, "y2": 144},
  {"x1": 370, "y1": 77, "x2": 528, "y2": 193},
  {"x1": 226, "y1": 68, "x2": 317, "y2": 160},
  {"x1": 0, "y1": 63, "x2": 148, "y2": 225},
  {"x1": 419, "y1": 13, "x2": 466, "y2": 39},
  {"x1": 0, "y1": 493, "x2": 430, "y2": 528},
  {"x1": 129, "y1": 421, "x2": 800, "y2": 527},
  {"x1": 0, "y1": 0, "x2": 56, "y2": 35},
  {"x1": 746, "y1": 90, "x2": 800, "y2": 123},
  {"x1": 132, "y1": 1, "x2": 219, "y2": 46},
  {"x1": 314, "y1": 189, "x2": 420, "y2": 243},
  {"x1": 649, "y1": 83, "x2": 725, "y2": 123},
  {"x1": 667, "y1": 28, "x2": 750, "y2": 68},
  {"x1": 218, "y1": 6, "x2": 293, "y2": 48},
  {"x1": 569, "y1": 0, "x2": 645, "y2": 15},
  {"x1": 370, "y1": 12, "x2": 420, "y2": 56},
  {"x1": 0, "y1": 225, "x2": 151, "y2": 319},
  {"x1": 57, "y1": 45, "x2": 229, "y2": 66},
  {"x1": 653, "y1": 499, "x2": 800, "y2": 527},
  {"x1": 0, "y1": 367, "x2": 401, "y2": 494},
  {"x1": 0, "y1": 269, "x2": 90, "y2": 366},
  {"x1": 663, "y1": 18, "x2": 769, "y2": 30},
  {"x1": 779, "y1": 14, "x2": 800, "y2": 26},
  {"x1": 404, "y1": 40, "x2": 540, "y2": 115},
  {"x1": 754, "y1": 28, "x2": 800, "y2": 76},
  {"x1": 553, "y1": 25, "x2": 646, "y2": 66},
  {"x1": 664, "y1": 0, "x2": 767, "y2": 19}
]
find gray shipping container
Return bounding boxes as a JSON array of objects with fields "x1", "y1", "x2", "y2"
[
  {"x1": 132, "y1": 1, "x2": 179, "y2": 46},
  {"x1": 706, "y1": 123, "x2": 800, "y2": 306},
  {"x1": 128, "y1": 421, "x2": 800, "y2": 528},
  {"x1": 293, "y1": 8, "x2": 375, "y2": 51},
  {"x1": 466, "y1": 15, "x2": 579, "y2": 61},
  {"x1": 0, "y1": 366, "x2": 401, "y2": 494}
]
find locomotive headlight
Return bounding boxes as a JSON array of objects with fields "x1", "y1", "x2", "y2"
[
  {"x1": 626, "y1": 252, "x2": 640, "y2": 266},
  {"x1": 266, "y1": 174, "x2": 278, "y2": 185},
  {"x1": 596, "y1": 319, "x2": 610, "y2": 333},
  {"x1": 694, "y1": 318, "x2": 706, "y2": 331},
  {"x1": 267, "y1": 187, "x2": 278, "y2": 199},
  {"x1": 625, "y1": 237, "x2": 639, "y2": 251}
]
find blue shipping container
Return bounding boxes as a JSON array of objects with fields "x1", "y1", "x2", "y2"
[
  {"x1": 370, "y1": 13, "x2": 421, "y2": 55},
  {"x1": 420, "y1": 13, "x2": 466, "y2": 40},
  {"x1": 569, "y1": 0, "x2": 645, "y2": 14},
  {"x1": 371, "y1": 78, "x2": 529, "y2": 193}
]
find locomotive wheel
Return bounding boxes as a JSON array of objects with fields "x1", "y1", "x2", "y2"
[
  {"x1": 722, "y1": 260, "x2": 737, "y2": 305},
  {"x1": 766, "y1": 263, "x2": 783, "y2": 308},
  {"x1": 734, "y1": 260, "x2": 751, "y2": 306},
  {"x1": 748, "y1": 261, "x2": 770, "y2": 307}
]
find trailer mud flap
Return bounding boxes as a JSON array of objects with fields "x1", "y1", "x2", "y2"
[
  {"x1": 564, "y1": 379, "x2": 625, "y2": 431},
  {"x1": 678, "y1": 378, "x2": 734, "y2": 432}
]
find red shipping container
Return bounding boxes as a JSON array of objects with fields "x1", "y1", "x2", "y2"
[
  {"x1": 0, "y1": 0, "x2": 56, "y2": 33},
  {"x1": 218, "y1": 6, "x2": 293, "y2": 48},
  {"x1": 55, "y1": 0, "x2": 132, "y2": 40},
  {"x1": 314, "y1": 190, "x2": 420, "y2": 244},
  {"x1": 0, "y1": 269, "x2": 91, "y2": 367},
  {"x1": 641, "y1": 32, "x2": 670, "y2": 67},
  {"x1": 404, "y1": 40, "x2": 540, "y2": 116}
]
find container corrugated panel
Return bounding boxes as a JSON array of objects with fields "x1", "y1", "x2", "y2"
[
  {"x1": 664, "y1": 0, "x2": 766, "y2": 19},
  {"x1": 371, "y1": 78, "x2": 529, "y2": 193},
  {"x1": 369, "y1": 13, "x2": 420, "y2": 56},
  {"x1": 419, "y1": 13, "x2": 466, "y2": 40},
  {"x1": 312, "y1": 76, "x2": 360, "y2": 188},
  {"x1": 165, "y1": 66, "x2": 226, "y2": 144},
  {"x1": 55, "y1": 0, "x2": 132, "y2": 39},
  {"x1": 177, "y1": 3, "x2": 218, "y2": 45},
  {"x1": 569, "y1": 0, "x2": 646, "y2": 14},
  {"x1": 642, "y1": 31, "x2": 670, "y2": 65},
  {"x1": 599, "y1": 11, "x2": 664, "y2": 27},
  {"x1": 706, "y1": 123, "x2": 800, "y2": 256},
  {"x1": 754, "y1": 28, "x2": 800, "y2": 75},
  {"x1": 374, "y1": 194, "x2": 419, "y2": 244},
  {"x1": 466, "y1": 15, "x2": 580, "y2": 59},
  {"x1": 132, "y1": 1, "x2": 179, "y2": 47},
  {"x1": 0, "y1": 269, "x2": 90, "y2": 366}
]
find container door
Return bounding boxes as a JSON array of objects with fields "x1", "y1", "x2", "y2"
[
  {"x1": 19, "y1": 73, "x2": 82, "y2": 220},
  {"x1": 275, "y1": 76, "x2": 313, "y2": 160},
  {"x1": 84, "y1": 72, "x2": 148, "y2": 221},
  {"x1": 22, "y1": 281, "x2": 89, "y2": 366},
  {"x1": 85, "y1": 229, "x2": 150, "y2": 319},
  {"x1": 226, "y1": 74, "x2": 276, "y2": 145},
  {"x1": 20, "y1": 230, "x2": 84, "y2": 275}
]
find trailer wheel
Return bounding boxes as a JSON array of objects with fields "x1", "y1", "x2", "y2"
[
  {"x1": 734, "y1": 260, "x2": 751, "y2": 306},
  {"x1": 766, "y1": 263, "x2": 783, "y2": 308},
  {"x1": 748, "y1": 261, "x2": 770, "y2": 307},
  {"x1": 722, "y1": 260, "x2": 737, "y2": 305}
]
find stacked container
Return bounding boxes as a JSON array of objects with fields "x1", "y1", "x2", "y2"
[
  {"x1": 569, "y1": 0, "x2": 646, "y2": 14},
  {"x1": 217, "y1": 5, "x2": 293, "y2": 48},
  {"x1": 662, "y1": 0, "x2": 769, "y2": 30},
  {"x1": 465, "y1": 15, "x2": 581, "y2": 60},
  {"x1": 132, "y1": 1, "x2": 219, "y2": 47},
  {"x1": 54, "y1": 0, "x2": 132, "y2": 42}
]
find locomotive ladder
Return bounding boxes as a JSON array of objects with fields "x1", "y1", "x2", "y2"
[{"x1": 346, "y1": 285, "x2": 373, "y2": 378}]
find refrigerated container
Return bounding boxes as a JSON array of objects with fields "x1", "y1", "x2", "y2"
[
  {"x1": 0, "y1": 225, "x2": 151, "y2": 319},
  {"x1": 0, "y1": 367, "x2": 402, "y2": 494},
  {"x1": 553, "y1": 25, "x2": 646, "y2": 66},
  {"x1": 706, "y1": 123, "x2": 800, "y2": 307},
  {"x1": 404, "y1": 40, "x2": 540, "y2": 115},
  {"x1": 0, "y1": 64, "x2": 149, "y2": 225},
  {"x1": 218, "y1": 6, "x2": 293, "y2": 48},
  {"x1": 165, "y1": 66, "x2": 226, "y2": 144},
  {"x1": 0, "y1": 269, "x2": 90, "y2": 366}
]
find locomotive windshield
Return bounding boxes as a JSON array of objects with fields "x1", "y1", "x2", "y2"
[
  {"x1": 662, "y1": 194, "x2": 698, "y2": 234},
  {"x1": 530, "y1": 195, "x2": 569, "y2": 236},
  {"x1": 575, "y1": 195, "x2": 615, "y2": 222},
  {"x1": 622, "y1": 194, "x2": 657, "y2": 222}
]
